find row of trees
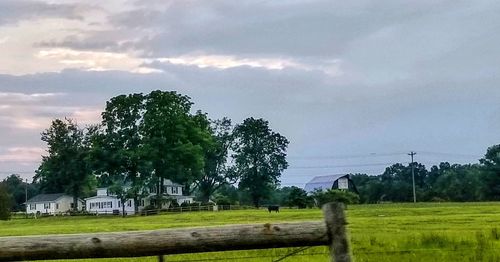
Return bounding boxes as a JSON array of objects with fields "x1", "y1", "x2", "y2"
[
  {"x1": 33, "y1": 90, "x2": 289, "y2": 210},
  {"x1": 352, "y1": 145, "x2": 500, "y2": 203},
  {"x1": 2, "y1": 143, "x2": 499, "y2": 219}
]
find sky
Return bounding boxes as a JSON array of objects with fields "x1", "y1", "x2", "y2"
[{"x1": 0, "y1": 0, "x2": 499, "y2": 187}]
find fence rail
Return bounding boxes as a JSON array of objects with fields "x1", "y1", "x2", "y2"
[{"x1": 0, "y1": 202, "x2": 350, "y2": 262}]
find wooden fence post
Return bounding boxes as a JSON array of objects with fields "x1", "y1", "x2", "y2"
[{"x1": 322, "y1": 202, "x2": 351, "y2": 262}]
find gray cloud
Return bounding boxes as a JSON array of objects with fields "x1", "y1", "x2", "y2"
[
  {"x1": 103, "y1": 0, "x2": 466, "y2": 57},
  {"x1": 2, "y1": 0, "x2": 500, "y2": 184},
  {"x1": 0, "y1": 0, "x2": 91, "y2": 25}
]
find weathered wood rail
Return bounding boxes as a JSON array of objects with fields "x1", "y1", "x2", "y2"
[{"x1": 0, "y1": 202, "x2": 351, "y2": 262}]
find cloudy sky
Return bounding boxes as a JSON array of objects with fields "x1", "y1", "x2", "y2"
[{"x1": 1, "y1": 0, "x2": 499, "y2": 186}]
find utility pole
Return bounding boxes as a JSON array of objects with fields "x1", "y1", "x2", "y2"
[{"x1": 408, "y1": 151, "x2": 417, "y2": 203}]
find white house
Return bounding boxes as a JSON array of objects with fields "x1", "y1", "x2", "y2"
[
  {"x1": 147, "y1": 179, "x2": 194, "y2": 207},
  {"x1": 85, "y1": 188, "x2": 135, "y2": 215},
  {"x1": 26, "y1": 193, "x2": 84, "y2": 215},
  {"x1": 85, "y1": 179, "x2": 194, "y2": 215}
]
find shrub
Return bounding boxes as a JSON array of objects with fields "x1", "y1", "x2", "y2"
[
  {"x1": 215, "y1": 195, "x2": 232, "y2": 206},
  {"x1": 283, "y1": 186, "x2": 314, "y2": 208},
  {"x1": 312, "y1": 189, "x2": 360, "y2": 207}
]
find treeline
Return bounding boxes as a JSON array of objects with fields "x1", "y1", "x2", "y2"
[
  {"x1": 26, "y1": 90, "x2": 288, "y2": 212},
  {"x1": 352, "y1": 145, "x2": 500, "y2": 203}
]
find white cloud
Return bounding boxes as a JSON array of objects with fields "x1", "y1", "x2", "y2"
[
  {"x1": 0, "y1": 92, "x2": 101, "y2": 130},
  {"x1": 0, "y1": 92, "x2": 64, "y2": 103},
  {"x1": 0, "y1": 147, "x2": 44, "y2": 163},
  {"x1": 0, "y1": 36, "x2": 9, "y2": 44},
  {"x1": 68, "y1": 108, "x2": 102, "y2": 125},
  {"x1": 36, "y1": 48, "x2": 161, "y2": 74},
  {"x1": 154, "y1": 55, "x2": 343, "y2": 76},
  {"x1": 156, "y1": 55, "x2": 302, "y2": 70}
]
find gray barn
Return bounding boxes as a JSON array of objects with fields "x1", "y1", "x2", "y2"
[{"x1": 304, "y1": 174, "x2": 358, "y2": 194}]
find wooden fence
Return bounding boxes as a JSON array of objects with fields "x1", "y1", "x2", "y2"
[{"x1": 0, "y1": 202, "x2": 351, "y2": 262}]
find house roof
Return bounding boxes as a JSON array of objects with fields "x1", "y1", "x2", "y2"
[
  {"x1": 85, "y1": 195, "x2": 117, "y2": 201},
  {"x1": 304, "y1": 174, "x2": 349, "y2": 193},
  {"x1": 26, "y1": 193, "x2": 67, "y2": 203}
]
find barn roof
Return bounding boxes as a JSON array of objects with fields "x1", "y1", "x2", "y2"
[
  {"x1": 304, "y1": 174, "x2": 349, "y2": 193},
  {"x1": 26, "y1": 193, "x2": 67, "y2": 203}
]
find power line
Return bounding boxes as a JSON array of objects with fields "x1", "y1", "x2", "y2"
[
  {"x1": 414, "y1": 151, "x2": 482, "y2": 158},
  {"x1": 288, "y1": 162, "x2": 408, "y2": 169},
  {"x1": 288, "y1": 152, "x2": 407, "y2": 160}
]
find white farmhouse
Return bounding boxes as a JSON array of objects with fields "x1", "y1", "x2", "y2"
[
  {"x1": 85, "y1": 188, "x2": 135, "y2": 215},
  {"x1": 26, "y1": 193, "x2": 84, "y2": 215},
  {"x1": 85, "y1": 179, "x2": 194, "y2": 215},
  {"x1": 147, "y1": 179, "x2": 194, "y2": 208}
]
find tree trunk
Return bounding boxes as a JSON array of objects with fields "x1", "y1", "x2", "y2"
[
  {"x1": 121, "y1": 198, "x2": 126, "y2": 218},
  {"x1": 134, "y1": 195, "x2": 139, "y2": 214},
  {"x1": 157, "y1": 177, "x2": 163, "y2": 210},
  {"x1": 199, "y1": 183, "x2": 213, "y2": 204},
  {"x1": 73, "y1": 195, "x2": 78, "y2": 212},
  {"x1": 251, "y1": 193, "x2": 260, "y2": 208}
]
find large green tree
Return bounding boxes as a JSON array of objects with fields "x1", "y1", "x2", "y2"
[
  {"x1": 196, "y1": 117, "x2": 236, "y2": 203},
  {"x1": 0, "y1": 184, "x2": 12, "y2": 220},
  {"x1": 433, "y1": 164, "x2": 483, "y2": 201},
  {"x1": 141, "y1": 91, "x2": 211, "y2": 207},
  {"x1": 94, "y1": 93, "x2": 149, "y2": 213},
  {"x1": 34, "y1": 118, "x2": 94, "y2": 210},
  {"x1": 0, "y1": 175, "x2": 38, "y2": 211},
  {"x1": 231, "y1": 117, "x2": 289, "y2": 207},
  {"x1": 480, "y1": 144, "x2": 500, "y2": 200}
]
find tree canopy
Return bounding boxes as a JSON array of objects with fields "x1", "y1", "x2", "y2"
[
  {"x1": 232, "y1": 117, "x2": 289, "y2": 207},
  {"x1": 34, "y1": 118, "x2": 94, "y2": 210}
]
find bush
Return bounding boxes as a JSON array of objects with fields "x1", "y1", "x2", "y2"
[
  {"x1": 215, "y1": 195, "x2": 232, "y2": 206},
  {"x1": 312, "y1": 189, "x2": 360, "y2": 207},
  {"x1": 283, "y1": 186, "x2": 314, "y2": 208}
]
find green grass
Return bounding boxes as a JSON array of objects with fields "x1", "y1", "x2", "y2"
[{"x1": 3, "y1": 203, "x2": 500, "y2": 261}]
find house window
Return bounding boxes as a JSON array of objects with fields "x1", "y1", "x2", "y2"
[
  {"x1": 127, "y1": 200, "x2": 132, "y2": 207},
  {"x1": 141, "y1": 200, "x2": 145, "y2": 206},
  {"x1": 108, "y1": 201, "x2": 112, "y2": 208},
  {"x1": 30, "y1": 204, "x2": 35, "y2": 210},
  {"x1": 172, "y1": 187, "x2": 178, "y2": 194},
  {"x1": 70, "y1": 203, "x2": 75, "y2": 209},
  {"x1": 118, "y1": 201, "x2": 121, "y2": 207},
  {"x1": 44, "y1": 203, "x2": 50, "y2": 209},
  {"x1": 56, "y1": 203, "x2": 59, "y2": 209}
]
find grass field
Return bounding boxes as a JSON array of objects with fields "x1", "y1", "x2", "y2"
[{"x1": 3, "y1": 202, "x2": 500, "y2": 261}]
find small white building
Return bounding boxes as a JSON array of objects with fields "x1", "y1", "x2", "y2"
[
  {"x1": 26, "y1": 193, "x2": 84, "y2": 215},
  {"x1": 85, "y1": 188, "x2": 136, "y2": 215},
  {"x1": 85, "y1": 180, "x2": 194, "y2": 215}
]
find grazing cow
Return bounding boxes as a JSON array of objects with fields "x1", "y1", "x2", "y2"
[{"x1": 268, "y1": 205, "x2": 280, "y2": 213}]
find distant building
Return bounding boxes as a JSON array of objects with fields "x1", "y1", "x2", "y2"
[
  {"x1": 26, "y1": 193, "x2": 84, "y2": 215},
  {"x1": 84, "y1": 188, "x2": 135, "y2": 215},
  {"x1": 85, "y1": 179, "x2": 194, "y2": 215},
  {"x1": 304, "y1": 174, "x2": 358, "y2": 194}
]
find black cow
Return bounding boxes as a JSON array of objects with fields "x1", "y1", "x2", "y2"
[{"x1": 268, "y1": 205, "x2": 280, "y2": 213}]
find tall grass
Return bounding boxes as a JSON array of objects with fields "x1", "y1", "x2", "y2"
[{"x1": 3, "y1": 202, "x2": 500, "y2": 261}]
